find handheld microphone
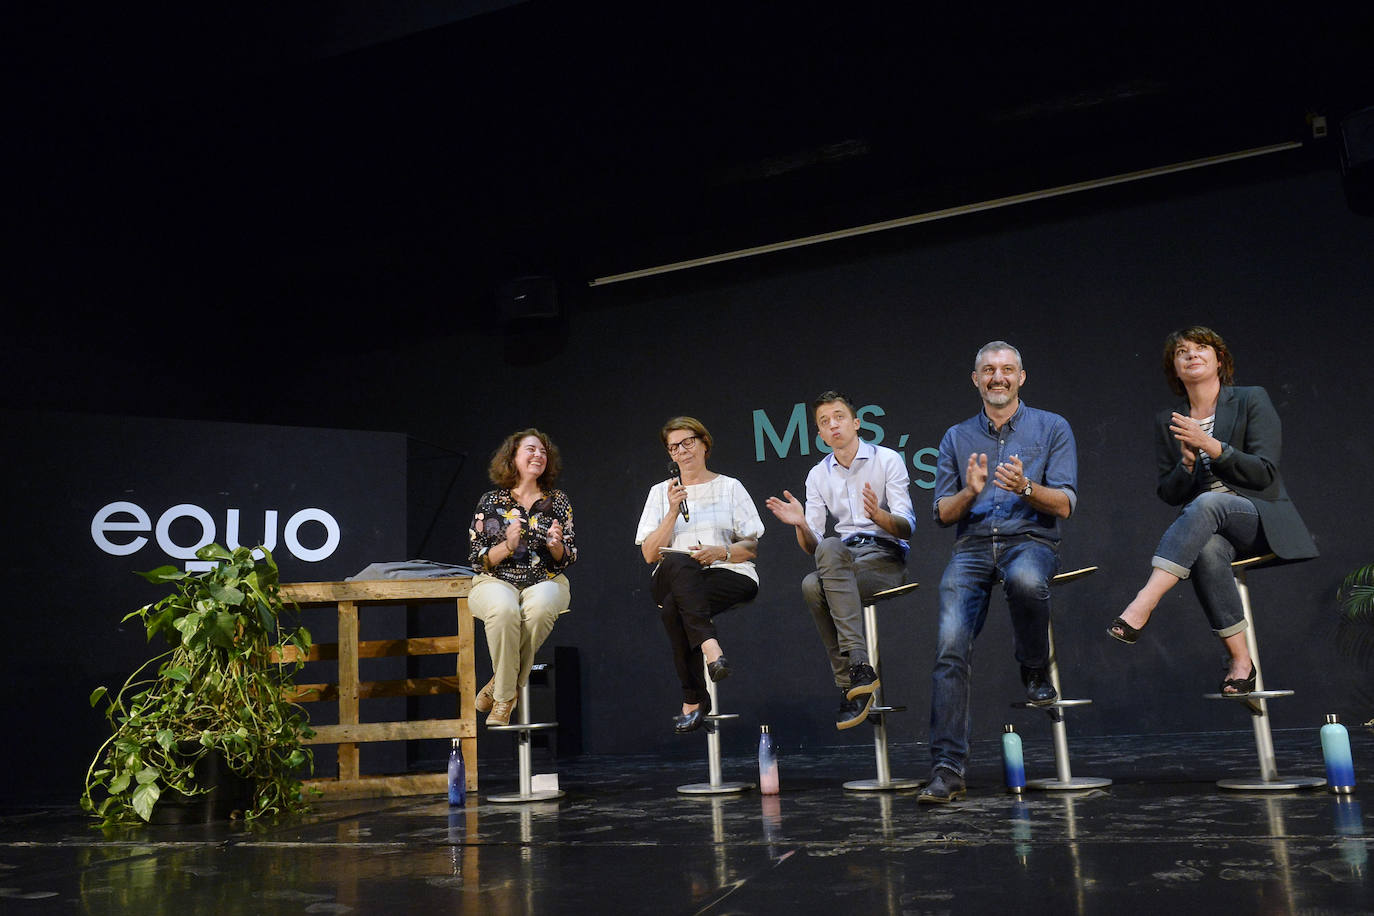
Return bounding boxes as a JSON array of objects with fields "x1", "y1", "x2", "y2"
[{"x1": 669, "y1": 462, "x2": 690, "y2": 521}]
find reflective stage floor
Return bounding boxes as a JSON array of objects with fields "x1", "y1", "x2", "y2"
[{"x1": 3, "y1": 728, "x2": 1371, "y2": 914}]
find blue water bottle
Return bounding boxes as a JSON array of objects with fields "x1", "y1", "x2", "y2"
[
  {"x1": 1321, "y1": 714, "x2": 1355, "y2": 794},
  {"x1": 448, "y1": 738, "x2": 467, "y2": 805},
  {"x1": 1002, "y1": 724, "x2": 1026, "y2": 795}
]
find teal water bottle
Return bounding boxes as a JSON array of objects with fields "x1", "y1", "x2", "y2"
[
  {"x1": 1002, "y1": 724, "x2": 1025, "y2": 794},
  {"x1": 1321, "y1": 714, "x2": 1355, "y2": 794}
]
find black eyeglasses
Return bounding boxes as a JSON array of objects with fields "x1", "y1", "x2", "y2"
[{"x1": 666, "y1": 435, "x2": 700, "y2": 454}]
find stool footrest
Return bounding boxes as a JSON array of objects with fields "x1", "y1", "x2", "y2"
[
  {"x1": 870, "y1": 704, "x2": 905, "y2": 714},
  {"x1": 1011, "y1": 699, "x2": 1092, "y2": 710},
  {"x1": 705, "y1": 713, "x2": 740, "y2": 721},
  {"x1": 487, "y1": 720, "x2": 559, "y2": 733},
  {"x1": 1203, "y1": 689, "x2": 1294, "y2": 700}
]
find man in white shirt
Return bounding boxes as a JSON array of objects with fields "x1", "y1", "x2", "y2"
[{"x1": 766, "y1": 390, "x2": 915, "y2": 729}]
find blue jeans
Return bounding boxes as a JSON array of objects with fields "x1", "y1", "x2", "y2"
[
  {"x1": 1152, "y1": 491, "x2": 1262, "y2": 637},
  {"x1": 929, "y1": 536, "x2": 1059, "y2": 777}
]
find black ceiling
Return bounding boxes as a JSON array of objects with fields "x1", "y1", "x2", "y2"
[{"x1": 10, "y1": 4, "x2": 1373, "y2": 343}]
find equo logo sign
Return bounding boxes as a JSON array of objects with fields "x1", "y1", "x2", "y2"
[{"x1": 91, "y1": 502, "x2": 341, "y2": 563}]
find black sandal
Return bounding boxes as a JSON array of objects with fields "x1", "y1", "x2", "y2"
[
  {"x1": 1107, "y1": 616, "x2": 1144, "y2": 644},
  {"x1": 1220, "y1": 662, "x2": 1258, "y2": 697}
]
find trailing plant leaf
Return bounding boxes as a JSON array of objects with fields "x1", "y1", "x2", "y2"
[{"x1": 81, "y1": 543, "x2": 315, "y2": 827}]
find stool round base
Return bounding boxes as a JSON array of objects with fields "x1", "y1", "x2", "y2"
[
  {"x1": 1026, "y1": 776, "x2": 1112, "y2": 791},
  {"x1": 842, "y1": 777, "x2": 924, "y2": 792},
  {"x1": 1216, "y1": 775, "x2": 1327, "y2": 791},
  {"x1": 677, "y1": 781, "x2": 752, "y2": 795},
  {"x1": 487, "y1": 789, "x2": 565, "y2": 803}
]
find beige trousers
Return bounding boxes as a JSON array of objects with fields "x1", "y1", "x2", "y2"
[{"x1": 468, "y1": 574, "x2": 570, "y2": 703}]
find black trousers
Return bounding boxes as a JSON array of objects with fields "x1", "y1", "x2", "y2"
[{"x1": 653, "y1": 552, "x2": 758, "y2": 705}]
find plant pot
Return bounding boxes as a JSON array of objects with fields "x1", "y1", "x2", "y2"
[{"x1": 147, "y1": 749, "x2": 255, "y2": 825}]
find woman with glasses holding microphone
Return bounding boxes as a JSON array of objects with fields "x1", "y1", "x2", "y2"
[{"x1": 635, "y1": 417, "x2": 765, "y2": 734}]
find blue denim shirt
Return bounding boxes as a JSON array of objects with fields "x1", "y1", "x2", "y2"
[{"x1": 932, "y1": 402, "x2": 1078, "y2": 542}]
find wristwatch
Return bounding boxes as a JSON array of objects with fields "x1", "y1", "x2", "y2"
[{"x1": 1021, "y1": 481, "x2": 1033, "y2": 497}]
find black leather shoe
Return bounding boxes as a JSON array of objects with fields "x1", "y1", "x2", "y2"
[
  {"x1": 1022, "y1": 666, "x2": 1058, "y2": 707},
  {"x1": 917, "y1": 767, "x2": 966, "y2": 804},
  {"x1": 707, "y1": 656, "x2": 731, "y2": 682},
  {"x1": 845, "y1": 662, "x2": 880, "y2": 700},
  {"x1": 673, "y1": 696, "x2": 712, "y2": 734}
]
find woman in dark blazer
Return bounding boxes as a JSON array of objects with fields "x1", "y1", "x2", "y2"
[{"x1": 1107, "y1": 326, "x2": 1317, "y2": 695}]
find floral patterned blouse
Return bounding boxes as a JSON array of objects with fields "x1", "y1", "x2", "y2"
[{"x1": 468, "y1": 488, "x2": 577, "y2": 589}]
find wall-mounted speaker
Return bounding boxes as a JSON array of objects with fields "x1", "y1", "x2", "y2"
[{"x1": 498, "y1": 276, "x2": 560, "y2": 323}]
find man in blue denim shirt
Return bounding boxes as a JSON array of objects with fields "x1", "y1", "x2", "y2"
[{"x1": 917, "y1": 341, "x2": 1078, "y2": 804}]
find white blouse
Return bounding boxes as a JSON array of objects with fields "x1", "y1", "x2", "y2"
[{"x1": 634, "y1": 474, "x2": 765, "y2": 584}]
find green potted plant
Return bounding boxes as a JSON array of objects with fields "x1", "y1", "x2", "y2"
[
  {"x1": 1338, "y1": 561, "x2": 1374, "y2": 727},
  {"x1": 81, "y1": 543, "x2": 316, "y2": 826}
]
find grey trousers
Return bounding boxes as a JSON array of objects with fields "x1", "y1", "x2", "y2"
[{"x1": 801, "y1": 536, "x2": 905, "y2": 688}]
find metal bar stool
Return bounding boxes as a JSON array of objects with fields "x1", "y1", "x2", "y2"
[
  {"x1": 1205, "y1": 554, "x2": 1324, "y2": 791},
  {"x1": 844, "y1": 582, "x2": 924, "y2": 791},
  {"x1": 486, "y1": 610, "x2": 569, "y2": 803},
  {"x1": 1011, "y1": 566, "x2": 1111, "y2": 791},
  {"x1": 678, "y1": 655, "x2": 752, "y2": 795}
]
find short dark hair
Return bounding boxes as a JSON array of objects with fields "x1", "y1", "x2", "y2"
[
  {"x1": 487, "y1": 428, "x2": 562, "y2": 489},
  {"x1": 811, "y1": 390, "x2": 856, "y2": 419},
  {"x1": 1162, "y1": 326, "x2": 1235, "y2": 397},
  {"x1": 974, "y1": 341, "x2": 1023, "y2": 372},
  {"x1": 659, "y1": 416, "x2": 713, "y2": 457}
]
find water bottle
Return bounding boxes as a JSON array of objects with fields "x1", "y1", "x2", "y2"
[
  {"x1": 1333, "y1": 797, "x2": 1368, "y2": 874},
  {"x1": 758, "y1": 725, "x2": 780, "y2": 795},
  {"x1": 448, "y1": 738, "x2": 467, "y2": 805},
  {"x1": 1002, "y1": 724, "x2": 1026, "y2": 795},
  {"x1": 1321, "y1": 714, "x2": 1355, "y2": 794},
  {"x1": 1010, "y1": 798, "x2": 1032, "y2": 864}
]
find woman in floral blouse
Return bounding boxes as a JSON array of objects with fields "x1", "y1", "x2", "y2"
[{"x1": 468, "y1": 428, "x2": 576, "y2": 726}]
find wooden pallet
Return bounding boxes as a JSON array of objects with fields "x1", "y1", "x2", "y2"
[{"x1": 277, "y1": 577, "x2": 476, "y2": 799}]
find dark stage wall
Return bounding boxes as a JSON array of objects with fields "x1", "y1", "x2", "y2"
[
  {"x1": 275, "y1": 165, "x2": 1373, "y2": 765},
  {"x1": 8, "y1": 162, "x2": 1373, "y2": 797},
  {"x1": 2, "y1": 413, "x2": 408, "y2": 803}
]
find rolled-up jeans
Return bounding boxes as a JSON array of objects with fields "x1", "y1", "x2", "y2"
[
  {"x1": 930, "y1": 535, "x2": 1058, "y2": 777},
  {"x1": 469, "y1": 573, "x2": 570, "y2": 703},
  {"x1": 1151, "y1": 491, "x2": 1262, "y2": 637}
]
